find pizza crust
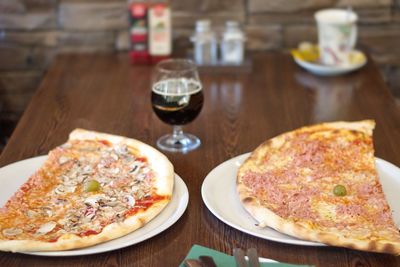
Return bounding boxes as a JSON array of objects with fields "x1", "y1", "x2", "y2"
[
  {"x1": 237, "y1": 185, "x2": 400, "y2": 254},
  {"x1": 237, "y1": 120, "x2": 400, "y2": 255},
  {"x1": 0, "y1": 199, "x2": 169, "y2": 252},
  {"x1": 0, "y1": 129, "x2": 174, "y2": 252}
]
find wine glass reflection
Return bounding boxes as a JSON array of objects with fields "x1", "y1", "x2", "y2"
[{"x1": 295, "y1": 72, "x2": 363, "y2": 123}]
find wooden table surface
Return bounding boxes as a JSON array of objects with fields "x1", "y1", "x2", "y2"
[{"x1": 0, "y1": 52, "x2": 399, "y2": 267}]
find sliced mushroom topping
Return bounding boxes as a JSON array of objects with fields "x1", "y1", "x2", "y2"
[
  {"x1": 55, "y1": 198, "x2": 68, "y2": 205},
  {"x1": 65, "y1": 185, "x2": 76, "y2": 193},
  {"x1": 66, "y1": 168, "x2": 78, "y2": 179},
  {"x1": 110, "y1": 153, "x2": 119, "y2": 161},
  {"x1": 26, "y1": 210, "x2": 38, "y2": 218},
  {"x1": 77, "y1": 173, "x2": 88, "y2": 183},
  {"x1": 114, "y1": 205, "x2": 127, "y2": 212},
  {"x1": 54, "y1": 185, "x2": 76, "y2": 194},
  {"x1": 61, "y1": 175, "x2": 70, "y2": 182},
  {"x1": 135, "y1": 173, "x2": 146, "y2": 182},
  {"x1": 131, "y1": 185, "x2": 139, "y2": 193},
  {"x1": 54, "y1": 185, "x2": 65, "y2": 194},
  {"x1": 114, "y1": 145, "x2": 128, "y2": 155},
  {"x1": 99, "y1": 206, "x2": 116, "y2": 218},
  {"x1": 84, "y1": 195, "x2": 106, "y2": 207},
  {"x1": 64, "y1": 180, "x2": 78, "y2": 186},
  {"x1": 36, "y1": 221, "x2": 57, "y2": 235},
  {"x1": 135, "y1": 190, "x2": 145, "y2": 199},
  {"x1": 125, "y1": 195, "x2": 135, "y2": 207},
  {"x1": 129, "y1": 164, "x2": 139, "y2": 175},
  {"x1": 82, "y1": 165, "x2": 92, "y2": 174},
  {"x1": 2, "y1": 228, "x2": 23, "y2": 237},
  {"x1": 85, "y1": 211, "x2": 96, "y2": 220},
  {"x1": 105, "y1": 201, "x2": 120, "y2": 207},
  {"x1": 41, "y1": 207, "x2": 53, "y2": 217},
  {"x1": 68, "y1": 214, "x2": 80, "y2": 223},
  {"x1": 82, "y1": 207, "x2": 97, "y2": 223},
  {"x1": 109, "y1": 168, "x2": 120, "y2": 175},
  {"x1": 58, "y1": 156, "x2": 70, "y2": 165}
]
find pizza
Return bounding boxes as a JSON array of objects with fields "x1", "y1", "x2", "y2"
[
  {"x1": 0, "y1": 129, "x2": 174, "y2": 252},
  {"x1": 237, "y1": 120, "x2": 400, "y2": 254}
]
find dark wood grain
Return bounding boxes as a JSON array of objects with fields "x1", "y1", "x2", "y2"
[{"x1": 1, "y1": 52, "x2": 399, "y2": 267}]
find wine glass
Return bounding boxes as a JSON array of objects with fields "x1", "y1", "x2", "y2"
[{"x1": 151, "y1": 59, "x2": 204, "y2": 152}]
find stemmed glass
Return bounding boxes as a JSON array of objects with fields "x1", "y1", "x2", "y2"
[{"x1": 151, "y1": 59, "x2": 204, "y2": 152}]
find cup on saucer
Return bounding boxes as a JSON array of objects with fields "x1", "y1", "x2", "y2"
[{"x1": 315, "y1": 8, "x2": 358, "y2": 66}]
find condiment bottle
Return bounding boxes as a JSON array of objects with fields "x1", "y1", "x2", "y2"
[
  {"x1": 128, "y1": 1, "x2": 150, "y2": 64},
  {"x1": 221, "y1": 21, "x2": 245, "y2": 65},
  {"x1": 190, "y1": 20, "x2": 217, "y2": 65},
  {"x1": 148, "y1": 0, "x2": 172, "y2": 64}
]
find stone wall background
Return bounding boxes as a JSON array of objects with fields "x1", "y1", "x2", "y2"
[{"x1": 0, "y1": 0, "x2": 399, "y2": 134}]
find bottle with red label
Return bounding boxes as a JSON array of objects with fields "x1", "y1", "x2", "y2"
[
  {"x1": 129, "y1": 1, "x2": 150, "y2": 64},
  {"x1": 148, "y1": 0, "x2": 172, "y2": 64}
]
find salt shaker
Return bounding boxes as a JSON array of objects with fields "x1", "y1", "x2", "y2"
[
  {"x1": 190, "y1": 20, "x2": 218, "y2": 65},
  {"x1": 221, "y1": 21, "x2": 245, "y2": 64}
]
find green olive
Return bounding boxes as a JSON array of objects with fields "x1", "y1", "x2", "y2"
[
  {"x1": 84, "y1": 180, "x2": 100, "y2": 192},
  {"x1": 333, "y1": 184, "x2": 347, "y2": 196}
]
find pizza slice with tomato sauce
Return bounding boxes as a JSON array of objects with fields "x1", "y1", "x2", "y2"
[
  {"x1": 237, "y1": 120, "x2": 400, "y2": 254},
  {"x1": 0, "y1": 129, "x2": 174, "y2": 252}
]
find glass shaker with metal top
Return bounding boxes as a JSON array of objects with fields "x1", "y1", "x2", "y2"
[
  {"x1": 190, "y1": 20, "x2": 218, "y2": 65},
  {"x1": 221, "y1": 21, "x2": 245, "y2": 65}
]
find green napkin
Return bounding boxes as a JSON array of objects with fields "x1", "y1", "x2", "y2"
[{"x1": 180, "y1": 245, "x2": 313, "y2": 267}]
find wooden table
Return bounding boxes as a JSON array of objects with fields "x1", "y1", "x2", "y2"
[{"x1": 1, "y1": 52, "x2": 399, "y2": 267}]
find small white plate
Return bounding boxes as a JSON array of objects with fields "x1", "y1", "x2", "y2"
[
  {"x1": 294, "y1": 52, "x2": 367, "y2": 76},
  {"x1": 0, "y1": 156, "x2": 189, "y2": 256},
  {"x1": 201, "y1": 153, "x2": 400, "y2": 246}
]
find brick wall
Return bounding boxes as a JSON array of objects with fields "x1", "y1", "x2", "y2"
[{"x1": 0, "y1": 0, "x2": 399, "y2": 129}]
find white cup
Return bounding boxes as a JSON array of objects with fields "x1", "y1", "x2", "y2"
[{"x1": 315, "y1": 9, "x2": 358, "y2": 66}]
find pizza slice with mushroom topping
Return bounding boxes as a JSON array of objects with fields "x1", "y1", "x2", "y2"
[{"x1": 0, "y1": 129, "x2": 174, "y2": 252}]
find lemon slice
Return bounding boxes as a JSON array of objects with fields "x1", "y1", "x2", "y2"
[
  {"x1": 348, "y1": 51, "x2": 366, "y2": 65},
  {"x1": 291, "y1": 42, "x2": 320, "y2": 62}
]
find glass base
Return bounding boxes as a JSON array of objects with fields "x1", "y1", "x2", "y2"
[{"x1": 157, "y1": 132, "x2": 201, "y2": 152}]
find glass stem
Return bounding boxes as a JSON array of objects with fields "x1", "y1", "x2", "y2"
[{"x1": 172, "y1": 125, "x2": 183, "y2": 138}]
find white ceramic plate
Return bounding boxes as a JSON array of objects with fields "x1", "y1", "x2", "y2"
[
  {"x1": 0, "y1": 156, "x2": 189, "y2": 256},
  {"x1": 294, "y1": 52, "x2": 367, "y2": 76},
  {"x1": 201, "y1": 153, "x2": 400, "y2": 247}
]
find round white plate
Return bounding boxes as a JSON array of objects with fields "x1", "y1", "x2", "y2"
[
  {"x1": 201, "y1": 153, "x2": 400, "y2": 246},
  {"x1": 0, "y1": 156, "x2": 189, "y2": 256},
  {"x1": 294, "y1": 52, "x2": 367, "y2": 76}
]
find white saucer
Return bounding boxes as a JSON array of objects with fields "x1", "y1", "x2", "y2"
[{"x1": 294, "y1": 52, "x2": 367, "y2": 76}]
